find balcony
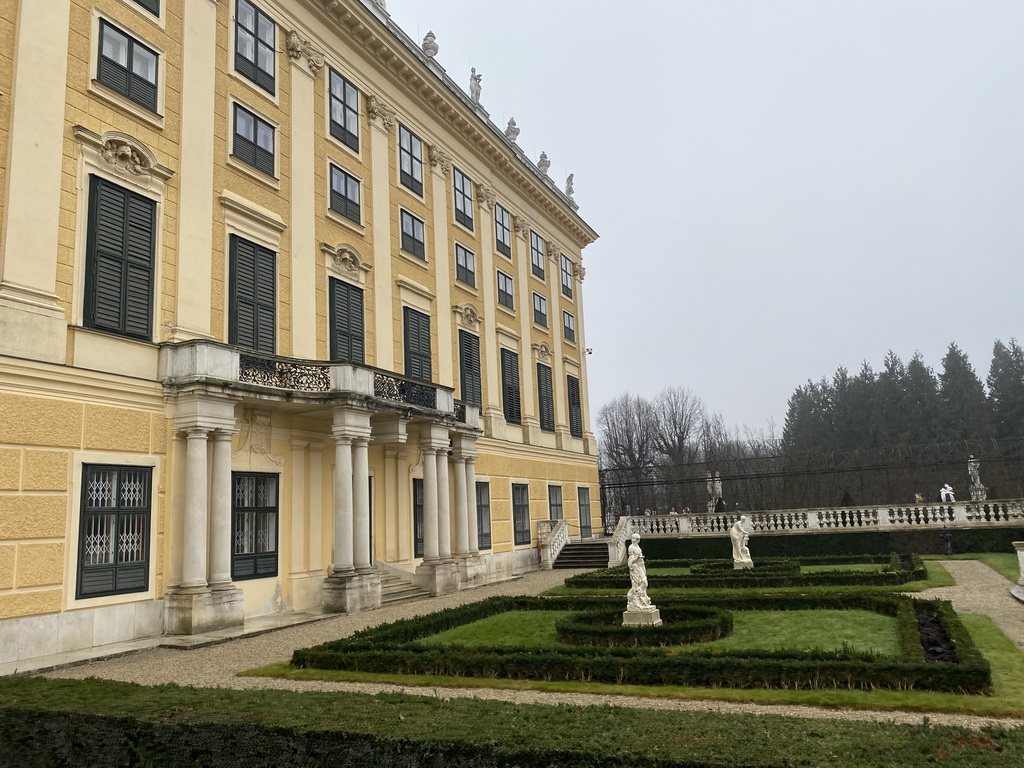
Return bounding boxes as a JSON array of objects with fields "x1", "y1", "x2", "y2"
[{"x1": 159, "y1": 340, "x2": 479, "y2": 427}]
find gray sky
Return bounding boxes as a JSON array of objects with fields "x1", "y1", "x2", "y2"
[{"x1": 386, "y1": 0, "x2": 1024, "y2": 433}]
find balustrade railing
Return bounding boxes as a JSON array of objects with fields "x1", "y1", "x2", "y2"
[
  {"x1": 239, "y1": 355, "x2": 331, "y2": 391},
  {"x1": 537, "y1": 519, "x2": 569, "y2": 570},
  {"x1": 372, "y1": 372, "x2": 437, "y2": 409}
]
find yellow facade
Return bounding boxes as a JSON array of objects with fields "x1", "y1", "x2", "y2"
[{"x1": 0, "y1": 0, "x2": 598, "y2": 662}]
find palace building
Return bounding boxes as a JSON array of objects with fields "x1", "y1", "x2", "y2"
[{"x1": 0, "y1": 0, "x2": 598, "y2": 663}]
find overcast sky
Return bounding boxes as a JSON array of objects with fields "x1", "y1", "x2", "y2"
[{"x1": 386, "y1": 0, "x2": 1024, "y2": 433}]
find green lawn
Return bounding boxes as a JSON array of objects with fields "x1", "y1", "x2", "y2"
[
  {"x1": 925, "y1": 553, "x2": 1021, "y2": 584},
  {"x1": 419, "y1": 608, "x2": 902, "y2": 656},
  {"x1": 800, "y1": 563, "x2": 885, "y2": 573}
]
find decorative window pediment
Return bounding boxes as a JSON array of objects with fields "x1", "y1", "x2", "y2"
[
  {"x1": 74, "y1": 126, "x2": 173, "y2": 192},
  {"x1": 322, "y1": 242, "x2": 372, "y2": 288}
]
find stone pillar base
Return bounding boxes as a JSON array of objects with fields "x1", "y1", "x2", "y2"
[
  {"x1": 321, "y1": 571, "x2": 381, "y2": 613},
  {"x1": 164, "y1": 587, "x2": 244, "y2": 635},
  {"x1": 623, "y1": 609, "x2": 662, "y2": 627},
  {"x1": 415, "y1": 561, "x2": 461, "y2": 595},
  {"x1": 457, "y1": 554, "x2": 488, "y2": 587},
  {"x1": 288, "y1": 572, "x2": 326, "y2": 611},
  {"x1": 733, "y1": 559, "x2": 753, "y2": 570}
]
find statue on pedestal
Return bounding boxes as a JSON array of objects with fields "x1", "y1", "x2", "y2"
[
  {"x1": 730, "y1": 516, "x2": 753, "y2": 570},
  {"x1": 469, "y1": 67, "x2": 482, "y2": 104},
  {"x1": 623, "y1": 533, "x2": 661, "y2": 625},
  {"x1": 504, "y1": 117, "x2": 520, "y2": 142},
  {"x1": 968, "y1": 455, "x2": 987, "y2": 501}
]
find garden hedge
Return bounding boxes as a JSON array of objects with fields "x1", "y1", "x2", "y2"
[{"x1": 291, "y1": 593, "x2": 990, "y2": 693}]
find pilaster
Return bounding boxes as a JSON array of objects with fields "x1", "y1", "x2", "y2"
[
  {"x1": 368, "y1": 93, "x2": 396, "y2": 367},
  {"x1": 429, "y1": 144, "x2": 455, "y2": 387}
]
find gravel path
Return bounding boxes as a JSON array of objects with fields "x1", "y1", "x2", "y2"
[{"x1": 45, "y1": 564, "x2": 1024, "y2": 730}]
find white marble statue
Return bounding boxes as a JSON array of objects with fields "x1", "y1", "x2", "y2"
[
  {"x1": 537, "y1": 151, "x2": 550, "y2": 175},
  {"x1": 968, "y1": 455, "x2": 987, "y2": 500},
  {"x1": 504, "y1": 117, "x2": 520, "y2": 142},
  {"x1": 730, "y1": 516, "x2": 753, "y2": 570},
  {"x1": 565, "y1": 173, "x2": 574, "y2": 197},
  {"x1": 626, "y1": 533, "x2": 655, "y2": 612},
  {"x1": 421, "y1": 31, "x2": 438, "y2": 58},
  {"x1": 469, "y1": 67, "x2": 482, "y2": 103}
]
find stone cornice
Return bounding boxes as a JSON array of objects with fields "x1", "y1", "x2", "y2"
[{"x1": 311, "y1": 0, "x2": 598, "y2": 249}]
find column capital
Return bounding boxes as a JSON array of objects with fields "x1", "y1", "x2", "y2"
[
  {"x1": 428, "y1": 144, "x2": 453, "y2": 176},
  {"x1": 367, "y1": 93, "x2": 397, "y2": 134},
  {"x1": 286, "y1": 30, "x2": 325, "y2": 78}
]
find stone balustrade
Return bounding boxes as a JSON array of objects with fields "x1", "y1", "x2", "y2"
[{"x1": 537, "y1": 519, "x2": 570, "y2": 570}]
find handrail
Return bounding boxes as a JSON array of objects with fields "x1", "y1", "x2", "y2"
[{"x1": 537, "y1": 519, "x2": 570, "y2": 570}]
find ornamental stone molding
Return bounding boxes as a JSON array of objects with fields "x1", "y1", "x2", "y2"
[
  {"x1": 366, "y1": 94, "x2": 397, "y2": 131},
  {"x1": 512, "y1": 215, "x2": 529, "y2": 239},
  {"x1": 573, "y1": 263, "x2": 587, "y2": 282},
  {"x1": 73, "y1": 126, "x2": 173, "y2": 184},
  {"x1": 233, "y1": 408, "x2": 284, "y2": 468},
  {"x1": 322, "y1": 242, "x2": 373, "y2": 287},
  {"x1": 428, "y1": 144, "x2": 453, "y2": 175},
  {"x1": 476, "y1": 184, "x2": 496, "y2": 211},
  {"x1": 453, "y1": 303, "x2": 483, "y2": 331},
  {"x1": 546, "y1": 241, "x2": 562, "y2": 263},
  {"x1": 532, "y1": 342, "x2": 552, "y2": 362},
  {"x1": 286, "y1": 31, "x2": 325, "y2": 76}
]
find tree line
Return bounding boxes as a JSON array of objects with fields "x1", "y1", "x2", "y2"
[{"x1": 597, "y1": 340, "x2": 1024, "y2": 521}]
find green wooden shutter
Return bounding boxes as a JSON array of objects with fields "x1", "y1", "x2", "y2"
[
  {"x1": 229, "y1": 235, "x2": 276, "y2": 353},
  {"x1": 537, "y1": 363, "x2": 554, "y2": 431},
  {"x1": 403, "y1": 307, "x2": 432, "y2": 381},
  {"x1": 567, "y1": 375, "x2": 583, "y2": 437},
  {"x1": 459, "y1": 330, "x2": 482, "y2": 406},
  {"x1": 329, "y1": 278, "x2": 364, "y2": 363},
  {"x1": 501, "y1": 349, "x2": 521, "y2": 424},
  {"x1": 85, "y1": 176, "x2": 155, "y2": 340}
]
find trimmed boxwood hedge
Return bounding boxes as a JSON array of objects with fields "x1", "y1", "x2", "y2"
[
  {"x1": 563, "y1": 554, "x2": 928, "y2": 590},
  {"x1": 291, "y1": 593, "x2": 990, "y2": 693},
  {"x1": 555, "y1": 605, "x2": 733, "y2": 647}
]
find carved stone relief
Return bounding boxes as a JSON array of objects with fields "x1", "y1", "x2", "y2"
[
  {"x1": 453, "y1": 303, "x2": 483, "y2": 331},
  {"x1": 428, "y1": 144, "x2": 453, "y2": 175},
  {"x1": 512, "y1": 215, "x2": 529, "y2": 239},
  {"x1": 367, "y1": 94, "x2": 397, "y2": 131},
  {"x1": 233, "y1": 408, "x2": 284, "y2": 468},
  {"x1": 573, "y1": 263, "x2": 587, "y2": 282},
  {"x1": 286, "y1": 31, "x2": 325, "y2": 76},
  {"x1": 322, "y1": 242, "x2": 373, "y2": 287},
  {"x1": 532, "y1": 342, "x2": 552, "y2": 362},
  {"x1": 476, "y1": 185, "x2": 496, "y2": 211}
]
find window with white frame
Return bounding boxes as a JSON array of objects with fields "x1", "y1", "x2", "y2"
[
  {"x1": 476, "y1": 482, "x2": 491, "y2": 549},
  {"x1": 400, "y1": 209, "x2": 425, "y2": 259},
  {"x1": 560, "y1": 254, "x2": 574, "y2": 299},
  {"x1": 512, "y1": 482, "x2": 530, "y2": 545},
  {"x1": 455, "y1": 243, "x2": 475, "y2": 288},
  {"x1": 235, "y1": 0, "x2": 275, "y2": 94},
  {"x1": 533, "y1": 293, "x2": 547, "y2": 327},
  {"x1": 233, "y1": 103, "x2": 275, "y2": 176},
  {"x1": 454, "y1": 167, "x2": 474, "y2": 230},
  {"x1": 329, "y1": 164, "x2": 361, "y2": 224},
  {"x1": 530, "y1": 231, "x2": 545, "y2": 280},
  {"x1": 328, "y1": 69, "x2": 359, "y2": 151},
  {"x1": 563, "y1": 311, "x2": 575, "y2": 343},
  {"x1": 497, "y1": 270, "x2": 514, "y2": 309},
  {"x1": 98, "y1": 20, "x2": 159, "y2": 112},
  {"x1": 399, "y1": 124, "x2": 424, "y2": 195},
  {"x1": 494, "y1": 203, "x2": 511, "y2": 257}
]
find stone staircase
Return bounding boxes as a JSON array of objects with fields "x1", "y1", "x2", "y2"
[
  {"x1": 378, "y1": 570, "x2": 433, "y2": 606},
  {"x1": 553, "y1": 540, "x2": 609, "y2": 569}
]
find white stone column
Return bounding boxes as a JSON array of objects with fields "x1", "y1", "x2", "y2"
[
  {"x1": 289, "y1": 440, "x2": 308, "y2": 579},
  {"x1": 353, "y1": 437, "x2": 372, "y2": 572},
  {"x1": 436, "y1": 449, "x2": 452, "y2": 561},
  {"x1": 170, "y1": 0, "x2": 219, "y2": 341},
  {"x1": 307, "y1": 442, "x2": 325, "y2": 573},
  {"x1": 466, "y1": 456, "x2": 480, "y2": 556},
  {"x1": 181, "y1": 428, "x2": 211, "y2": 590},
  {"x1": 332, "y1": 436, "x2": 354, "y2": 575},
  {"x1": 368, "y1": 96, "x2": 396, "y2": 367},
  {"x1": 207, "y1": 430, "x2": 236, "y2": 590},
  {"x1": 514, "y1": 221, "x2": 538, "y2": 440},
  {"x1": 396, "y1": 449, "x2": 412, "y2": 562},
  {"x1": 452, "y1": 453, "x2": 468, "y2": 556},
  {"x1": 547, "y1": 248, "x2": 569, "y2": 444},
  {"x1": 421, "y1": 447, "x2": 439, "y2": 562},
  {"x1": 0, "y1": 0, "x2": 73, "y2": 363}
]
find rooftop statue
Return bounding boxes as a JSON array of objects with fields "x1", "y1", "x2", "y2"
[
  {"x1": 505, "y1": 117, "x2": 520, "y2": 142},
  {"x1": 469, "y1": 67, "x2": 482, "y2": 104},
  {"x1": 421, "y1": 31, "x2": 438, "y2": 58},
  {"x1": 537, "y1": 151, "x2": 550, "y2": 175},
  {"x1": 565, "y1": 173, "x2": 574, "y2": 197}
]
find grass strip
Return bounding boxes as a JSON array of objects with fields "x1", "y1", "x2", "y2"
[{"x1": 1, "y1": 676, "x2": 1022, "y2": 767}]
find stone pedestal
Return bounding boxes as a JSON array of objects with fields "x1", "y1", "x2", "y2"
[
  {"x1": 414, "y1": 561, "x2": 461, "y2": 595},
  {"x1": 457, "y1": 555, "x2": 487, "y2": 587},
  {"x1": 1013, "y1": 542, "x2": 1024, "y2": 587},
  {"x1": 164, "y1": 588, "x2": 244, "y2": 635},
  {"x1": 970, "y1": 484, "x2": 988, "y2": 502},
  {"x1": 321, "y1": 571, "x2": 381, "y2": 613},
  {"x1": 622, "y1": 609, "x2": 662, "y2": 627},
  {"x1": 733, "y1": 559, "x2": 753, "y2": 570}
]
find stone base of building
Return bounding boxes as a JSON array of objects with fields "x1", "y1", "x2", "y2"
[
  {"x1": 288, "y1": 572, "x2": 326, "y2": 611},
  {"x1": 164, "y1": 587, "x2": 244, "y2": 635},
  {"x1": 622, "y1": 608, "x2": 662, "y2": 627},
  {"x1": 321, "y1": 571, "x2": 381, "y2": 613},
  {"x1": 414, "y1": 560, "x2": 461, "y2": 595},
  {"x1": 457, "y1": 554, "x2": 488, "y2": 587}
]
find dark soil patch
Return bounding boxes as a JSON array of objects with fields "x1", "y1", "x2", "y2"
[{"x1": 917, "y1": 612, "x2": 960, "y2": 662}]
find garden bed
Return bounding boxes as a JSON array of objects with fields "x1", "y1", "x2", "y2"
[{"x1": 291, "y1": 593, "x2": 990, "y2": 693}]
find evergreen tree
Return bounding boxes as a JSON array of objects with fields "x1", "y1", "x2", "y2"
[
  {"x1": 845, "y1": 361, "x2": 876, "y2": 451},
  {"x1": 938, "y1": 342, "x2": 994, "y2": 442},
  {"x1": 872, "y1": 351, "x2": 907, "y2": 446},
  {"x1": 903, "y1": 352, "x2": 943, "y2": 445},
  {"x1": 987, "y1": 338, "x2": 1024, "y2": 440}
]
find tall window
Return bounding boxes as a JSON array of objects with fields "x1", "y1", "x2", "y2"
[
  {"x1": 537, "y1": 363, "x2": 554, "y2": 432},
  {"x1": 403, "y1": 307, "x2": 432, "y2": 381},
  {"x1": 578, "y1": 487, "x2": 592, "y2": 538},
  {"x1": 548, "y1": 485, "x2": 563, "y2": 520},
  {"x1": 413, "y1": 478, "x2": 424, "y2": 557},
  {"x1": 454, "y1": 168, "x2": 474, "y2": 230},
  {"x1": 459, "y1": 330, "x2": 482, "y2": 406},
  {"x1": 85, "y1": 176, "x2": 155, "y2": 341},
  {"x1": 497, "y1": 270, "x2": 514, "y2": 309},
  {"x1": 329, "y1": 165, "x2": 361, "y2": 224},
  {"x1": 501, "y1": 348, "x2": 521, "y2": 424},
  {"x1": 494, "y1": 203, "x2": 511, "y2": 257},
  {"x1": 235, "y1": 0, "x2": 275, "y2": 94},
  {"x1": 533, "y1": 293, "x2": 548, "y2": 327},
  {"x1": 560, "y1": 254, "x2": 574, "y2": 299},
  {"x1": 329, "y1": 277, "x2": 364, "y2": 363},
  {"x1": 233, "y1": 103, "x2": 275, "y2": 176},
  {"x1": 77, "y1": 465, "x2": 151, "y2": 598},
  {"x1": 98, "y1": 21, "x2": 158, "y2": 112},
  {"x1": 567, "y1": 374, "x2": 583, "y2": 438},
  {"x1": 530, "y1": 231, "x2": 545, "y2": 280},
  {"x1": 132, "y1": 0, "x2": 160, "y2": 15},
  {"x1": 329, "y1": 70, "x2": 359, "y2": 151},
  {"x1": 400, "y1": 210, "x2": 425, "y2": 259},
  {"x1": 455, "y1": 244, "x2": 475, "y2": 287},
  {"x1": 399, "y1": 125, "x2": 423, "y2": 195},
  {"x1": 476, "y1": 482, "x2": 491, "y2": 550},
  {"x1": 232, "y1": 473, "x2": 278, "y2": 580},
  {"x1": 229, "y1": 234, "x2": 276, "y2": 353},
  {"x1": 563, "y1": 311, "x2": 576, "y2": 343},
  {"x1": 512, "y1": 483, "x2": 530, "y2": 545}
]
